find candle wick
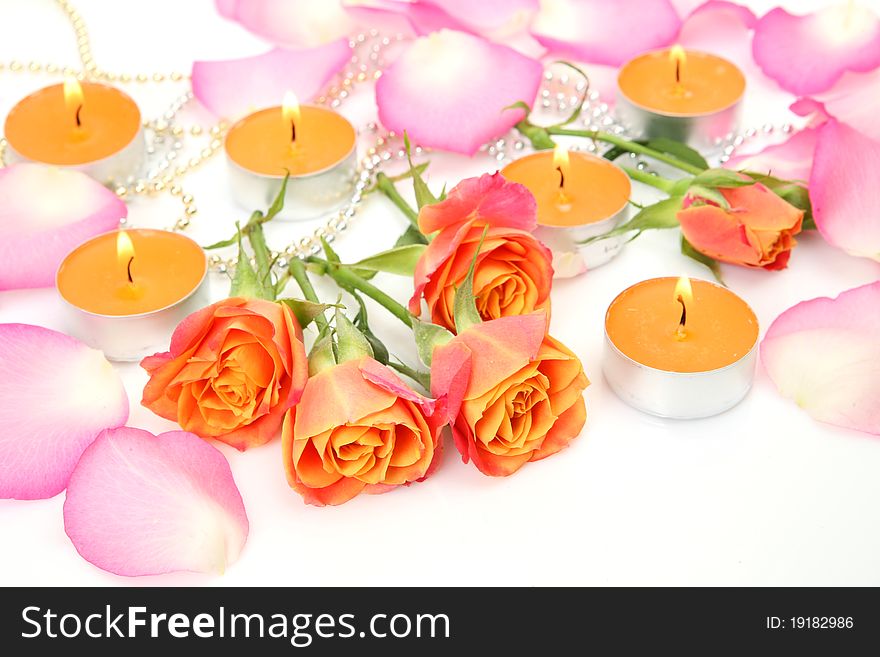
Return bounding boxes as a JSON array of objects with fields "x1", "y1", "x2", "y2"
[
  {"x1": 675, "y1": 59, "x2": 681, "y2": 85},
  {"x1": 75, "y1": 104, "x2": 82, "y2": 129},
  {"x1": 556, "y1": 165, "x2": 565, "y2": 190},
  {"x1": 126, "y1": 256, "x2": 134, "y2": 284},
  {"x1": 677, "y1": 294, "x2": 687, "y2": 335},
  {"x1": 290, "y1": 120, "x2": 296, "y2": 145}
]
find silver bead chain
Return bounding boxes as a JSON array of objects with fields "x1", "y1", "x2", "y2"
[{"x1": 0, "y1": 0, "x2": 794, "y2": 277}]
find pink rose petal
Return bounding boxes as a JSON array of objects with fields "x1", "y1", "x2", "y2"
[
  {"x1": 794, "y1": 68, "x2": 880, "y2": 141},
  {"x1": 376, "y1": 29, "x2": 542, "y2": 154},
  {"x1": 0, "y1": 324, "x2": 128, "y2": 500},
  {"x1": 725, "y1": 126, "x2": 818, "y2": 182},
  {"x1": 530, "y1": 0, "x2": 681, "y2": 66},
  {"x1": 64, "y1": 427, "x2": 249, "y2": 577},
  {"x1": 761, "y1": 281, "x2": 880, "y2": 435},
  {"x1": 192, "y1": 42, "x2": 351, "y2": 118},
  {"x1": 0, "y1": 164, "x2": 125, "y2": 291},
  {"x1": 215, "y1": 0, "x2": 356, "y2": 47},
  {"x1": 425, "y1": 0, "x2": 538, "y2": 35},
  {"x1": 810, "y1": 119, "x2": 880, "y2": 260},
  {"x1": 753, "y1": 5, "x2": 880, "y2": 95}
]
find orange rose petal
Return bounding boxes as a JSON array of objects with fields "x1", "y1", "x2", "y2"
[
  {"x1": 294, "y1": 360, "x2": 397, "y2": 439},
  {"x1": 530, "y1": 396, "x2": 586, "y2": 462},
  {"x1": 294, "y1": 437, "x2": 345, "y2": 489},
  {"x1": 471, "y1": 446, "x2": 532, "y2": 477},
  {"x1": 454, "y1": 313, "x2": 547, "y2": 398}
]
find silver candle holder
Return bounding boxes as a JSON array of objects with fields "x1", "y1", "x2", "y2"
[
  {"x1": 3, "y1": 82, "x2": 145, "y2": 185},
  {"x1": 534, "y1": 201, "x2": 630, "y2": 275},
  {"x1": 615, "y1": 49, "x2": 745, "y2": 151},
  {"x1": 55, "y1": 230, "x2": 209, "y2": 362},
  {"x1": 602, "y1": 277, "x2": 759, "y2": 419},
  {"x1": 225, "y1": 104, "x2": 358, "y2": 221}
]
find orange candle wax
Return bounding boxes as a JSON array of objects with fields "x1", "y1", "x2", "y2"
[
  {"x1": 57, "y1": 229, "x2": 206, "y2": 316},
  {"x1": 501, "y1": 148, "x2": 631, "y2": 227},
  {"x1": 4, "y1": 80, "x2": 141, "y2": 165},
  {"x1": 225, "y1": 102, "x2": 356, "y2": 176},
  {"x1": 605, "y1": 277, "x2": 758, "y2": 373},
  {"x1": 618, "y1": 47, "x2": 745, "y2": 117}
]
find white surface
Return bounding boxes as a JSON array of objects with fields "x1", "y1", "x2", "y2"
[{"x1": 2, "y1": 0, "x2": 880, "y2": 587}]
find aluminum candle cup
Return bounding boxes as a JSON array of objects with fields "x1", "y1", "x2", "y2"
[
  {"x1": 603, "y1": 277, "x2": 759, "y2": 419},
  {"x1": 56, "y1": 229, "x2": 209, "y2": 362},
  {"x1": 224, "y1": 102, "x2": 358, "y2": 221},
  {"x1": 3, "y1": 80, "x2": 144, "y2": 185},
  {"x1": 500, "y1": 148, "x2": 632, "y2": 274},
  {"x1": 616, "y1": 48, "x2": 745, "y2": 150}
]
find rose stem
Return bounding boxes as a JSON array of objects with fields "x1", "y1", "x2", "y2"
[
  {"x1": 288, "y1": 257, "x2": 330, "y2": 333},
  {"x1": 544, "y1": 127, "x2": 704, "y2": 176},
  {"x1": 620, "y1": 165, "x2": 677, "y2": 193},
  {"x1": 309, "y1": 256, "x2": 413, "y2": 328},
  {"x1": 376, "y1": 172, "x2": 420, "y2": 228}
]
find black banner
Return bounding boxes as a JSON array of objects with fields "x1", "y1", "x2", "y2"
[{"x1": 0, "y1": 587, "x2": 875, "y2": 654}]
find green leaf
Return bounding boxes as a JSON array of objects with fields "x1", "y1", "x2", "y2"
[
  {"x1": 264, "y1": 173, "x2": 291, "y2": 222},
  {"x1": 579, "y1": 196, "x2": 684, "y2": 244},
  {"x1": 602, "y1": 137, "x2": 708, "y2": 170},
  {"x1": 320, "y1": 237, "x2": 341, "y2": 264},
  {"x1": 308, "y1": 335, "x2": 337, "y2": 376},
  {"x1": 335, "y1": 308, "x2": 373, "y2": 363},
  {"x1": 412, "y1": 317, "x2": 454, "y2": 368},
  {"x1": 690, "y1": 168, "x2": 755, "y2": 189},
  {"x1": 394, "y1": 224, "x2": 429, "y2": 247},
  {"x1": 642, "y1": 138, "x2": 709, "y2": 170},
  {"x1": 278, "y1": 298, "x2": 338, "y2": 329},
  {"x1": 350, "y1": 244, "x2": 427, "y2": 276},
  {"x1": 203, "y1": 236, "x2": 238, "y2": 250},
  {"x1": 453, "y1": 227, "x2": 487, "y2": 334},
  {"x1": 681, "y1": 235, "x2": 725, "y2": 284},
  {"x1": 404, "y1": 132, "x2": 440, "y2": 209}
]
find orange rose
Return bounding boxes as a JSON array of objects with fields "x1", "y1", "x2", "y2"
[
  {"x1": 410, "y1": 172, "x2": 553, "y2": 332},
  {"x1": 282, "y1": 357, "x2": 440, "y2": 506},
  {"x1": 677, "y1": 183, "x2": 804, "y2": 270},
  {"x1": 141, "y1": 297, "x2": 307, "y2": 450},
  {"x1": 430, "y1": 313, "x2": 588, "y2": 476}
]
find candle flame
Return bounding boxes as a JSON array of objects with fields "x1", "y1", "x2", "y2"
[
  {"x1": 669, "y1": 44, "x2": 686, "y2": 87},
  {"x1": 674, "y1": 275, "x2": 693, "y2": 305},
  {"x1": 553, "y1": 144, "x2": 570, "y2": 189},
  {"x1": 117, "y1": 230, "x2": 135, "y2": 283},
  {"x1": 64, "y1": 76, "x2": 84, "y2": 127},
  {"x1": 282, "y1": 91, "x2": 302, "y2": 143}
]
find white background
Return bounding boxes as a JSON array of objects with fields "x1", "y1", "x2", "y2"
[{"x1": 2, "y1": 0, "x2": 880, "y2": 586}]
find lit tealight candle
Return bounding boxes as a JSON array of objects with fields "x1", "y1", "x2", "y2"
[
  {"x1": 56, "y1": 229, "x2": 209, "y2": 361},
  {"x1": 603, "y1": 276, "x2": 759, "y2": 418},
  {"x1": 501, "y1": 145, "x2": 631, "y2": 274},
  {"x1": 616, "y1": 46, "x2": 746, "y2": 148},
  {"x1": 225, "y1": 92, "x2": 358, "y2": 220},
  {"x1": 4, "y1": 78, "x2": 144, "y2": 184}
]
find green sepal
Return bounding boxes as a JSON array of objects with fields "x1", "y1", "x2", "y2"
[
  {"x1": 278, "y1": 298, "x2": 339, "y2": 329},
  {"x1": 412, "y1": 317, "x2": 454, "y2": 368},
  {"x1": 229, "y1": 223, "x2": 275, "y2": 300},
  {"x1": 394, "y1": 224, "x2": 429, "y2": 247},
  {"x1": 335, "y1": 308, "x2": 373, "y2": 363},
  {"x1": 690, "y1": 168, "x2": 756, "y2": 189},
  {"x1": 308, "y1": 335, "x2": 337, "y2": 376},
  {"x1": 453, "y1": 226, "x2": 488, "y2": 334},
  {"x1": 403, "y1": 132, "x2": 440, "y2": 209}
]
